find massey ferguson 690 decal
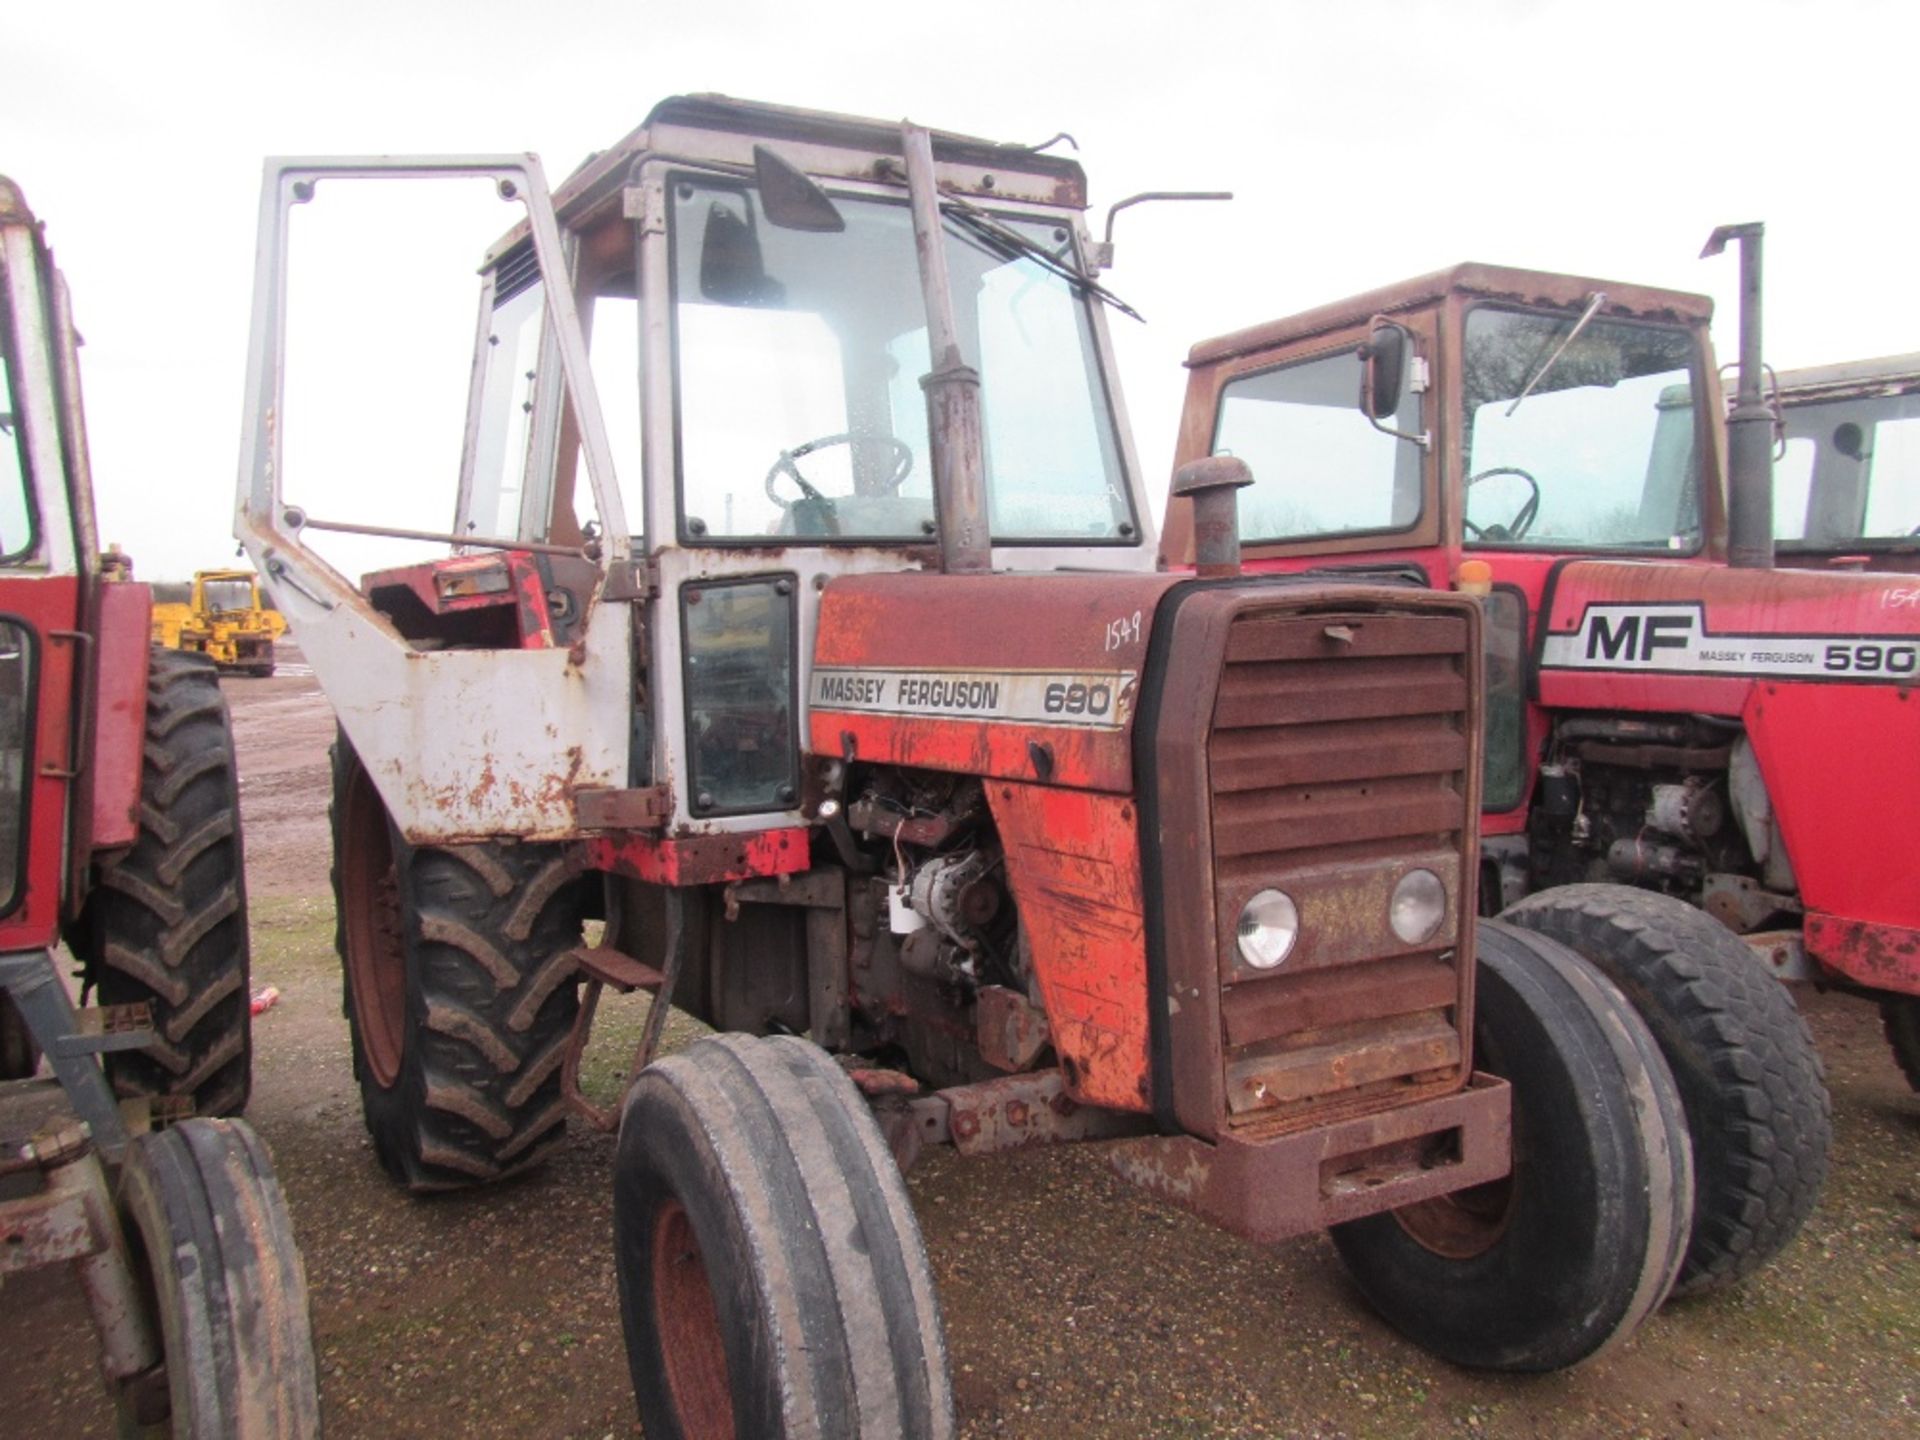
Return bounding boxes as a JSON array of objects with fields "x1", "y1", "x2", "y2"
[
  {"x1": 810, "y1": 666, "x2": 1140, "y2": 729},
  {"x1": 1541, "y1": 603, "x2": 1919, "y2": 681}
]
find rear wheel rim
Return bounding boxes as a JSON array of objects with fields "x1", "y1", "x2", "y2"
[
  {"x1": 341, "y1": 768, "x2": 406, "y2": 1088},
  {"x1": 650, "y1": 1200, "x2": 735, "y2": 1439}
]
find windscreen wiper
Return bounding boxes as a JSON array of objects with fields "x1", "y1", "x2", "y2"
[
  {"x1": 939, "y1": 195, "x2": 1144, "y2": 323},
  {"x1": 1506, "y1": 291, "x2": 1606, "y2": 416}
]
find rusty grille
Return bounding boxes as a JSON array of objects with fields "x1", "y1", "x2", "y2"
[{"x1": 1208, "y1": 609, "x2": 1474, "y2": 1133}]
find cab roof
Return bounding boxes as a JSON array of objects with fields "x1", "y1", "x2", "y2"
[
  {"x1": 484, "y1": 94, "x2": 1091, "y2": 269},
  {"x1": 1774, "y1": 351, "x2": 1920, "y2": 403},
  {"x1": 1187, "y1": 262, "x2": 1714, "y2": 368}
]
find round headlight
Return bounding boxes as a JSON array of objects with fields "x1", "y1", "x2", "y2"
[
  {"x1": 1237, "y1": 889, "x2": 1299, "y2": 970},
  {"x1": 1390, "y1": 868, "x2": 1447, "y2": 945}
]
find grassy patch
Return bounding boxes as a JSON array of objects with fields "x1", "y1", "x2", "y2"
[
  {"x1": 574, "y1": 991, "x2": 712, "y2": 1108},
  {"x1": 249, "y1": 893, "x2": 339, "y2": 983}
]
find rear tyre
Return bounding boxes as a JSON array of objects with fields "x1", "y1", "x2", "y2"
[
  {"x1": 113, "y1": 1118, "x2": 319, "y2": 1438},
  {"x1": 84, "y1": 648, "x2": 252, "y2": 1117},
  {"x1": 1330, "y1": 921, "x2": 1693, "y2": 1372},
  {"x1": 331, "y1": 739, "x2": 583, "y2": 1190},
  {"x1": 615, "y1": 1033, "x2": 955, "y2": 1439},
  {"x1": 1883, "y1": 997, "x2": 1920, "y2": 1092},
  {"x1": 1501, "y1": 882, "x2": 1831, "y2": 1295}
]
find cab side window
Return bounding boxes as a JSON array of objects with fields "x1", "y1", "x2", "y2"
[{"x1": 1213, "y1": 346, "x2": 1424, "y2": 542}]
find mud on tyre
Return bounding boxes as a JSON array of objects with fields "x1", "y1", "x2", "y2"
[
  {"x1": 1501, "y1": 882, "x2": 1831, "y2": 1296},
  {"x1": 79, "y1": 647, "x2": 252, "y2": 1117},
  {"x1": 331, "y1": 738, "x2": 584, "y2": 1190}
]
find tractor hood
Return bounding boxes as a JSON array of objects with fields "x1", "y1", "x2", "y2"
[
  {"x1": 809, "y1": 571, "x2": 1183, "y2": 792},
  {"x1": 1536, "y1": 558, "x2": 1920, "y2": 714}
]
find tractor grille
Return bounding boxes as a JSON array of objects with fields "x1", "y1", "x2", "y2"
[{"x1": 1208, "y1": 609, "x2": 1475, "y2": 1132}]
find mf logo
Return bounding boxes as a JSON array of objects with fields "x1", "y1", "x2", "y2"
[{"x1": 1585, "y1": 607, "x2": 1697, "y2": 662}]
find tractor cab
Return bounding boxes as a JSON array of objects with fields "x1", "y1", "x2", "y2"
[
  {"x1": 1770, "y1": 351, "x2": 1920, "y2": 570},
  {"x1": 1165, "y1": 265, "x2": 1729, "y2": 816},
  {"x1": 238, "y1": 96, "x2": 1154, "y2": 848}
]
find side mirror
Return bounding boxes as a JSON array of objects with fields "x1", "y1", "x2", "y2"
[
  {"x1": 1359, "y1": 321, "x2": 1409, "y2": 420},
  {"x1": 699, "y1": 202, "x2": 785, "y2": 307},
  {"x1": 754, "y1": 145, "x2": 845, "y2": 233},
  {"x1": 1355, "y1": 317, "x2": 1430, "y2": 449}
]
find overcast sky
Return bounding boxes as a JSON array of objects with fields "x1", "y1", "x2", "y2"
[{"x1": 7, "y1": 0, "x2": 1915, "y2": 580}]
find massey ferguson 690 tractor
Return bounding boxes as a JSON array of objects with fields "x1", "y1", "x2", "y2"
[
  {"x1": 1, "y1": 177, "x2": 316, "y2": 1436},
  {"x1": 238, "y1": 97, "x2": 1724, "y2": 1433},
  {"x1": 1161, "y1": 229, "x2": 1901, "y2": 1303}
]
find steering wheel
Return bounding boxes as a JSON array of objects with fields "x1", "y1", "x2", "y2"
[
  {"x1": 764, "y1": 433, "x2": 915, "y2": 510},
  {"x1": 1464, "y1": 466, "x2": 1541, "y2": 542}
]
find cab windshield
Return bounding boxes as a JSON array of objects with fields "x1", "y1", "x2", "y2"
[
  {"x1": 1462, "y1": 307, "x2": 1700, "y2": 551},
  {"x1": 201, "y1": 580, "x2": 256, "y2": 613},
  {"x1": 669, "y1": 176, "x2": 1133, "y2": 545}
]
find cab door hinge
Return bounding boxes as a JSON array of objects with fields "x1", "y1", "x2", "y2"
[
  {"x1": 574, "y1": 785, "x2": 672, "y2": 832},
  {"x1": 622, "y1": 179, "x2": 667, "y2": 237}
]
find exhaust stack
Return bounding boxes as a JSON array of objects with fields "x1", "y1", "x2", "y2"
[
  {"x1": 1172, "y1": 455, "x2": 1254, "y2": 577},
  {"x1": 1702, "y1": 222, "x2": 1774, "y2": 570}
]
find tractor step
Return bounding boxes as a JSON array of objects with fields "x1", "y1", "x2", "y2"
[
  {"x1": 567, "y1": 945, "x2": 665, "y2": 994},
  {"x1": 559, "y1": 906, "x2": 691, "y2": 1135},
  {"x1": 53, "y1": 1003, "x2": 156, "y2": 1058}
]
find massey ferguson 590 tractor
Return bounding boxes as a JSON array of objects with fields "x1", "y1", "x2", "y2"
[
  {"x1": 239, "y1": 98, "x2": 1716, "y2": 1432},
  {"x1": 1161, "y1": 229, "x2": 1893, "y2": 1303},
  {"x1": 1, "y1": 177, "x2": 316, "y2": 1436}
]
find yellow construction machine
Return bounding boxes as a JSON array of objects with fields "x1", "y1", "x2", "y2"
[{"x1": 151, "y1": 568, "x2": 286, "y2": 675}]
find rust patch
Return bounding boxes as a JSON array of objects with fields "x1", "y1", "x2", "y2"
[
  {"x1": 988, "y1": 784, "x2": 1150, "y2": 1112},
  {"x1": 937, "y1": 1069, "x2": 1144, "y2": 1156},
  {"x1": 1805, "y1": 912, "x2": 1920, "y2": 992},
  {"x1": 584, "y1": 828, "x2": 810, "y2": 887},
  {"x1": 1108, "y1": 1072, "x2": 1511, "y2": 1244},
  {"x1": 975, "y1": 985, "x2": 1051, "y2": 1072}
]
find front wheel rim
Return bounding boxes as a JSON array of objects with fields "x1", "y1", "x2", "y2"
[{"x1": 651, "y1": 1199, "x2": 735, "y2": 1438}]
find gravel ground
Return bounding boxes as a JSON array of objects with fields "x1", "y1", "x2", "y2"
[{"x1": 1, "y1": 659, "x2": 1915, "y2": 1438}]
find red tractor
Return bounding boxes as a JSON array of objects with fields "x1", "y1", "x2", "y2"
[
  {"x1": 0, "y1": 176, "x2": 316, "y2": 1434},
  {"x1": 1162, "y1": 225, "x2": 1899, "y2": 1298},
  {"x1": 232, "y1": 98, "x2": 1768, "y2": 1432}
]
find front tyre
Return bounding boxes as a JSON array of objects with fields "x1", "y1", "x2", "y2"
[
  {"x1": 114, "y1": 1119, "x2": 319, "y2": 1438},
  {"x1": 1331, "y1": 921, "x2": 1693, "y2": 1372},
  {"x1": 615, "y1": 1034, "x2": 954, "y2": 1440}
]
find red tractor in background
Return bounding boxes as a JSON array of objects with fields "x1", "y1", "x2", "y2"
[
  {"x1": 1163, "y1": 223, "x2": 1920, "y2": 1296},
  {"x1": 0, "y1": 175, "x2": 316, "y2": 1436}
]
